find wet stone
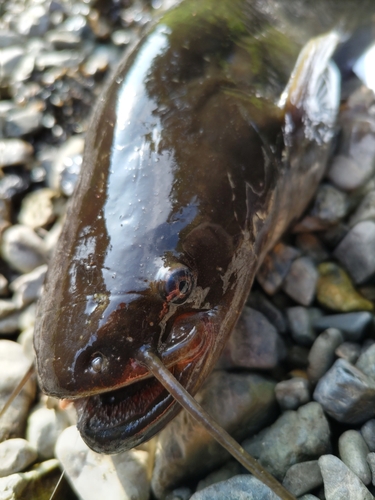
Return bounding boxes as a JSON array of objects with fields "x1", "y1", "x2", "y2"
[
  {"x1": 217, "y1": 307, "x2": 286, "y2": 370},
  {"x1": 356, "y1": 344, "x2": 375, "y2": 380},
  {"x1": 10, "y1": 265, "x2": 47, "y2": 308},
  {"x1": 1, "y1": 225, "x2": 47, "y2": 273},
  {"x1": 256, "y1": 242, "x2": 300, "y2": 295},
  {"x1": 362, "y1": 420, "x2": 375, "y2": 452},
  {"x1": 282, "y1": 460, "x2": 323, "y2": 497},
  {"x1": 319, "y1": 454, "x2": 373, "y2": 500},
  {"x1": 307, "y1": 328, "x2": 344, "y2": 385},
  {"x1": 286, "y1": 306, "x2": 321, "y2": 346},
  {"x1": 313, "y1": 359, "x2": 375, "y2": 425},
  {"x1": 0, "y1": 139, "x2": 33, "y2": 167},
  {"x1": 282, "y1": 257, "x2": 318, "y2": 306},
  {"x1": 56, "y1": 426, "x2": 150, "y2": 500},
  {"x1": 335, "y1": 342, "x2": 361, "y2": 364},
  {"x1": 243, "y1": 402, "x2": 330, "y2": 481},
  {"x1": 313, "y1": 312, "x2": 374, "y2": 341},
  {"x1": 0, "y1": 439, "x2": 37, "y2": 478},
  {"x1": 349, "y1": 190, "x2": 375, "y2": 227},
  {"x1": 151, "y1": 371, "x2": 277, "y2": 498},
  {"x1": 334, "y1": 221, "x2": 375, "y2": 284},
  {"x1": 338, "y1": 430, "x2": 371, "y2": 485},
  {"x1": 275, "y1": 377, "x2": 310, "y2": 411},
  {"x1": 317, "y1": 262, "x2": 373, "y2": 312},
  {"x1": 190, "y1": 475, "x2": 280, "y2": 500}
]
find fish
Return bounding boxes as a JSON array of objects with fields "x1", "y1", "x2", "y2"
[{"x1": 33, "y1": 0, "x2": 375, "y2": 463}]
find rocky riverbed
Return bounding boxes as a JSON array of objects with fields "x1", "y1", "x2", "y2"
[{"x1": 0, "y1": 1, "x2": 375, "y2": 499}]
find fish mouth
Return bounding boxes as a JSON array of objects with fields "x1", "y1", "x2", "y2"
[{"x1": 74, "y1": 364, "x2": 187, "y2": 454}]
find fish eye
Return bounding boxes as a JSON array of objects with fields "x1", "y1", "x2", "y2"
[
  {"x1": 158, "y1": 265, "x2": 195, "y2": 304},
  {"x1": 90, "y1": 353, "x2": 106, "y2": 373}
]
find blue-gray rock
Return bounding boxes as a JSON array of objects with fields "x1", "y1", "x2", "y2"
[
  {"x1": 313, "y1": 312, "x2": 373, "y2": 341},
  {"x1": 275, "y1": 377, "x2": 310, "y2": 411},
  {"x1": 286, "y1": 307, "x2": 321, "y2": 347},
  {"x1": 366, "y1": 453, "x2": 375, "y2": 486},
  {"x1": 247, "y1": 291, "x2": 287, "y2": 334},
  {"x1": 307, "y1": 328, "x2": 344, "y2": 385},
  {"x1": 282, "y1": 460, "x2": 323, "y2": 497},
  {"x1": 319, "y1": 454, "x2": 373, "y2": 500},
  {"x1": 256, "y1": 243, "x2": 300, "y2": 295},
  {"x1": 349, "y1": 190, "x2": 375, "y2": 227},
  {"x1": 0, "y1": 139, "x2": 33, "y2": 168},
  {"x1": 335, "y1": 342, "x2": 361, "y2": 364},
  {"x1": 362, "y1": 420, "x2": 375, "y2": 452},
  {"x1": 165, "y1": 487, "x2": 192, "y2": 500},
  {"x1": 356, "y1": 344, "x2": 375, "y2": 381},
  {"x1": 334, "y1": 221, "x2": 375, "y2": 284},
  {"x1": 243, "y1": 402, "x2": 330, "y2": 480},
  {"x1": 338, "y1": 430, "x2": 371, "y2": 485},
  {"x1": 282, "y1": 257, "x2": 318, "y2": 306},
  {"x1": 314, "y1": 359, "x2": 375, "y2": 424},
  {"x1": 196, "y1": 461, "x2": 242, "y2": 492},
  {"x1": 190, "y1": 475, "x2": 280, "y2": 500}
]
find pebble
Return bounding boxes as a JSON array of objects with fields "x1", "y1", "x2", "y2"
[
  {"x1": 1, "y1": 46, "x2": 25, "y2": 78},
  {"x1": 18, "y1": 188, "x2": 58, "y2": 229},
  {"x1": 356, "y1": 344, "x2": 375, "y2": 380},
  {"x1": 282, "y1": 460, "x2": 323, "y2": 497},
  {"x1": 0, "y1": 340, "x2": 36, "y2": 442},
  {"x1": 313, "y1": 312, "x2": 373, "y2": 341},
  {"x1": 0, "y1": 173, "x2": 31, "y2": 200},
  {"x1": 349, "y1": 190, "x2": 375, "y2": 227},
  {"x1": 367, "y1": 453, "x2": 375, "y2": 486},
  {"x1": 335, "y1": 341, "x2": 361, "y2": 364},
  {"x1": 286, "y1": 306, "x2": 321, "y2": 346},
  {"x1": 316, "y1": 262, "x2": 373, "y2": 312},
  {"x1": 295, "y1": 232, "x2": 329, "y2": 263},
  {"x1": 16, "y1": 4, "x2": 50, "y2": 37},
  {"x1": 275, "y1": 377, "x2": 310, "y2": 411},
  {"x1": 10, "y1": 265, "x2": 47, "y2": 308},
  {"x1": 56, "y1": 426, "x2": 150, "y2": 500},
  {"x1": 307, "y1": 328, "x2": 344, "y2": 385},
  {"x1": 0, "y1": 300, "x2": 17, "y2": 320},
  {"x1": 247, "y1": 291, "x2": 287, "y2": 333},
  {"x1": 217, "y1": 307, "x2": 285, "y2": 370},
  {"x1": 47, "y1": 135, "x2": 84, "y2": 195},
  {"x1": 4, "y1": 102, "x2": 44, "y2": 138},
  {"x1": 190, "y1": 475, "x2": 280, "y2": 500},
  {"x1": 282, "y1": 257, "x2": 318, "y2": 306},
  {"x1": 328, "y1": 154, "x2": 374, "y2": 191},
  {"x1": 256, "y1": 242, "x2": 300, "y2": 295},
  {"x1": 319, "y1": 454, "x2": 373, "y2": 499},
  {"x1": 151, "y1": 371, "x2": 277, "y2": 498},
  {"x1": 338, "y1": 430, "x2": 371, "y2": 485},
  {"x1": 0, "y1": 311, "x2": 22, "y2": 335},
  {"x1": 334, "y1": 221, "x2": 375, "y2": 284},
  {"x1": 314, "y1": 359, "x2": 375, "y2": 424},
  {"x1": 1, "y1": 225, "x2": 47, "y2": 273},
  {"x1": 243, "y1": 402, "x2": 330, "y2": 480},
  {"x1": 0, "y1": 139, "x2": 33, "y2": 167},
  {"x1": 362, "y1": 420, "x2": 375, "y2": 452},
  {"x1": 196, "y1": 461, "x2": 242, "y2": 492},
  {"x1": 0, "y1": 439, "x2": 37, "y2": 478}
]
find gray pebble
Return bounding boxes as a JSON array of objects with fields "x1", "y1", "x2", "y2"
[
  {"x1": 328, "y1": 154, "x2": 374, "y2": 191},
  {"x1": 313, "y1": 312, "x2": 373, "y2": 341},
  {"x1": 367, "y1": 453, "x2": 375, "y2": 485},
  {"x1": 362, "y1": 420, "x2": 375, "y2": 452},
  {"x1": 165, "y1": 487, "x2": 192, "y2": 500},
  {"x1": 1, "y1": 47, "x2": 25, "y2": 77},
  {"x1": 1, "y1": 225, "x2": 47, "y2": 273},
  {"x1": 0, "y1": 311, "x2": 21, "y2": 335},
  {"x1": 0, "y1": 139, "x2": 33, "y2": 167},
  {"x1": 48, "y1": 135, "x2": 84, "y2": 195},
  {"x1": 307, "y1": 328, "x2": 344, "y2": 385},
  {"x1": 287, "y1": 306, "x2": 321, "y2": 346},
  {"x1": 35, "y1": 50, "x2": 84, "y2": 70},
  {"x1": 313, "y1": 359, "x2": 375, "y2": 424},
  {"x1": 243, "y1": 402, "x2": 330, "y2": 480},
  {"x1": 282, "y1": 460, "x2": 323, "y2": 497},
  {"x1": 247, "y1": 291, "x2": 287, "y2": 333},
  {"x1": 196, "y1": 461, "x2": 242, "y2": 492},
  {"x1": 4, "y1": 102, "x2": 44, "y2": 137},
  {"x1": 18, "y1": 188, "x2": 58, "y2": 229},
  {"x1": 319, "y1": 454, "x2": 373, "y2": 499},
  {"x1": 356, "y1": 344, "x2": 375, "y2": 380},
  {"x1": 0, "y1": 438, "x2": 37, "y2": 478},
  {"x1": 298, "y1": 496, "x2": 320, "y2": 500},
  {"x1": 0, "y1": 300, "x2": 17, "y2": 320},
  {"x1": 10, "y1": 265, "x2": 47, "y2": 308},
  {"x1": 0, "y1": 274, "x2": 9, "y2": 296},
  {"x1": 295, "y1": 233, "x2": 329, "y2": 263},
  {"x1": 334, "y1": 221, "x2": 375, "y2": 284},
  {"x1": 218, "y1": 307, "x2": 285, "y2": 370},
  {"x1": 282, "y1": 257, "x2": 318, "y2": 306},
  {"x1": 0, "y1": 173, "x2": 30, "y2": 200},
  {"x1": 45, "y1": 29, "x2": 82, "y2": 49},
  {"x1": 335, "y1": 342, "x2": 361, "y2": 364},
  {"x1": 256, "y1": 243, "x2": 300, "y2": 295},
  {"x1": 190, "y1": 475, "x2": 280, "y2": 500},
  {"x1": 16, "y1": 5, "x2": 50, "y2": 37},
  {"x1": 275, "y1": 377, "x2": 310, "y2": 411},
  {"x1": 349, "y1": 190, "x2": 375, "y2": 227},
  {"x1": 338, "y1": 430, "x2": 371, "y2": 485}
]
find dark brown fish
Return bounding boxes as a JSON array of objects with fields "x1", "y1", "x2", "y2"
[{"x1": 33, "y1": 0, "x2": 374, "y2": 457}]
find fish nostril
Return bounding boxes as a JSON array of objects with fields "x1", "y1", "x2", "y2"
[{"x1": 90, "y1": 354, "x2": 105, "y2": 373}]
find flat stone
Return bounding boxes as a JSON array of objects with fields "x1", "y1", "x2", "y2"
[
  {"x1": 256, "y1": 243, "x2": 300, "y2": 295},
  {"x1": 286, "y1": 307, "x2": 321, "y2": 346},
  {"x1": 282, "y1": 257, "x2": 318, "y2": 306},
  {"x1": 317, "y1": 262, "x2": 373, "y2": 312},
  {"x1": 56, "y1": 426, "x2": 150, "y2": 500},
  {"x1": 307, "y1": 328, "x2": 344, "y2": 385},
  {"x1": 1, "y1": 225, "x2": 47, "y2": 273},
  {"x1": 313, "y1": 312, "x2": 373, "y2": 341},
  {"x1": 334, "y1": 221, "x2": 375, "y2": 284},
  {"x1": 190, "y1": 475, "x2": 280, "y2": 500},
  {"x1": 0, "y1": 139, "x2": 33, "y2": 167},
  {"x1": 282, "y1": 460, "x2": 323, "y2": 497},
  {"x1": 218, "y1": 307, "x2": 285, "y2": 370},
  {"x1": 151, "y1": 371, "x2": 277, "y2": 498},
  {"x1": 338, "y1": 430, "x2": 371, "y2": 485},
  {"x1": 362, "y1": 420, "x2": 375, "y2": 452},
  {"x1": 313, "y1": 359, "x2": 375, "y2": 425},
  {"x1": 0, "y1": 438, "x2": 37, "y2": 478},
  {"x1": 319, "y1": 454, "x2": 373, "y2": 499},
  {"x1": 275, "y1": 377, "x2": 310, "y2": 411},
  {"x1": 243, "y1": 402, "x2": 330, "y2": 480}
]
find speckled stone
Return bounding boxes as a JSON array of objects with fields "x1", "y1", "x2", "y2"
[
  {"x1": 316, "y1": 262, "x2": 373, "y2": 312},
  {"x1": 190, "y1": 475, "x2": 280, "y2": 500},
  {"x1": 282, "y1": 257, "x2": 318, "y2": 306},
  {"x1": 282, "y1": 460, "x2": 323, "y2": 497},
  {"x1": 307, "y1": 328, "x2": 344, "y2": 385},
  {"x1": 319, "y1": 454, "x2": 373, "y2": 500},
  {"x1": 338, "y1": 430, "x2": 371, "y2": 485}
]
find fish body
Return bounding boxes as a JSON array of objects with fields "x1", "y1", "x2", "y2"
[{"x1": 34, "y1": 0, "x2": 374, "y2": 453}]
